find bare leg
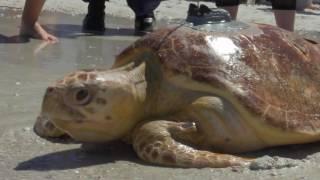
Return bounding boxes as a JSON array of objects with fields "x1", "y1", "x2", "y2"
[
  {"x1": 20, "y1": 0, "x2": 57, "y2": 41},
  {"x1": 219, "y1": 5, "x2": 239, "y2": 20},
  {"x1": 273, "y1": 10, "x2": 295, "y2": 31}
]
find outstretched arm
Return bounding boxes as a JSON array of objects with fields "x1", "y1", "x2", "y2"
[{"x1": 20, "y1": 0, "x2": 58, "y2": 42}]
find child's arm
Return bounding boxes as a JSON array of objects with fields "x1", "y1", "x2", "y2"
[{"x1": 20, "y1": 0, "x2": 58, "y2": 42}]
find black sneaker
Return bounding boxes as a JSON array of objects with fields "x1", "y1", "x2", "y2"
[
  {"x1": 82, "y1": 0, "x2": 106, "y2": 33},
  {"x1": 134, "y1": 14, "x2": 155, "y2": 36}
]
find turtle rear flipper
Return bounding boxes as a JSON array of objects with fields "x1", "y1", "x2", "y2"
[{"x1": 132, "y1": 120, "x2": 251, "y2": 168}]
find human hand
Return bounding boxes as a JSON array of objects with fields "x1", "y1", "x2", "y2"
[{"x1": 20, "y1": 22, "x2": 58, "y2": 42}]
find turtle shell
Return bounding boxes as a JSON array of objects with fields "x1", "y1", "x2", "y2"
[{"x1": 115, "y1": 23, "x2": 320, "y2": 133}]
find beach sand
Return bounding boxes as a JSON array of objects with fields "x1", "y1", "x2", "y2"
[{"x1": 0, "y1": 0, "x2": 320, "y2": 180}]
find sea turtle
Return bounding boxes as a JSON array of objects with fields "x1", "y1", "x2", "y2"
[{"x1": 34, "y1": 22, "x2": 320, "y2": 168}]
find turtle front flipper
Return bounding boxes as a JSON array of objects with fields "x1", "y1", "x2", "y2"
[{"x1": 132, "y1": 120, "x2": 251, "y2": 168}]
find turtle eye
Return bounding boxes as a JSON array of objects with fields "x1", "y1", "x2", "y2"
[{"x1": 72, "y1": 88, "x2": 92, "y2": 105}]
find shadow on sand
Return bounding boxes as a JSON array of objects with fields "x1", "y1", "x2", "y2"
[
  {"x1": 15, "y1": 142, "x2": 145, "y2": 171},
  {"x1": 0, "y1": 24, "x2": 137, "y2": 44},
  {"x1": 44, "y1": 24, "x2": 136, "y2": 39},
  {"x1": 15, "y1": 140, "x2": 320, "y2": 171},
  {"x1": 0, "y1": 34, "x2": 30, "y2": 44},
  {"x1": 244, "y1": 142, "x2": 320, "y2": 159}
]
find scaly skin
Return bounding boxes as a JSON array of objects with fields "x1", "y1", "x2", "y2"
[{"x1": 132, "y1": 120, "x2": 251, "y2": 168}]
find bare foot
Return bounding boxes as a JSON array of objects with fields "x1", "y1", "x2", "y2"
[
  {"x1": 20, "y1": 22, "x2": 58, "y2": 43},
  {"x1": 307, "y1": 3, "x2": 320, "y2": 10}
]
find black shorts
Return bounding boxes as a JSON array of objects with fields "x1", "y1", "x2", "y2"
[
  {"x1": 270, "y1": 0, "x2": 296, "y2": 10},
  {"x1": 215, "y1": 0, "x2": 240, "y2": 7},
  {"x1": 82, "y1": 0, "x2": 109, "y2": 2},
  {"x1": 215, "y1": 0, "x2": 296, "y2": 10}
]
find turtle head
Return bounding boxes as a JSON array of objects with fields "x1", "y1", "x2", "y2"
[{"x1": 35, "y1": 69, "x2": 144, "y2": 143}]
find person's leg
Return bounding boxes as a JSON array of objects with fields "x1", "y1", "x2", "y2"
[
  {"x1": 127, "y1": 0, "x2": 161, "y2": 35},
  {"x1": 215, "y1": 0, "x2": 240, "y2": 20},
  {"x1": 20, "y1": 0, "x2": 57, "y2": 41},
  {"x1": 82, "y1": 0, "x2": 107, "y2": 32},
  {"x1": 271, "y1": 0, "x2": 296, "y2": 31}
]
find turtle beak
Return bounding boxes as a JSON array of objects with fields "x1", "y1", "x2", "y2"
[
  {"x1": 34, "y1": 115, "x2": 79, "y2": 144},
  {"x1": 39, "y1": 133, "x2": 78, "y2": 144}
]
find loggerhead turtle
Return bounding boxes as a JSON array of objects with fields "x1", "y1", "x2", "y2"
[{"x1": 34, "y1": 22, "x2": 320, "y2": 168}]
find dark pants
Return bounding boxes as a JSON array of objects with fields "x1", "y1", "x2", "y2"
[
  {"x1": 127, "y1": 0, "x2": 161, "y2": 17},
  {"x1": 215, "y1": 0, "x2": 296, "y2": 10},
  {"x1": 270, "y1": 0, "x2": 296, "y2": 10},
  {"x1": 83, "y1": 0, "x2": 161, "y2": 17}
]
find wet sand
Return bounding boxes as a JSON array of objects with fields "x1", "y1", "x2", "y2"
[{"x1": 0, "y1": 1, "x2": 320, "y2": 180}]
